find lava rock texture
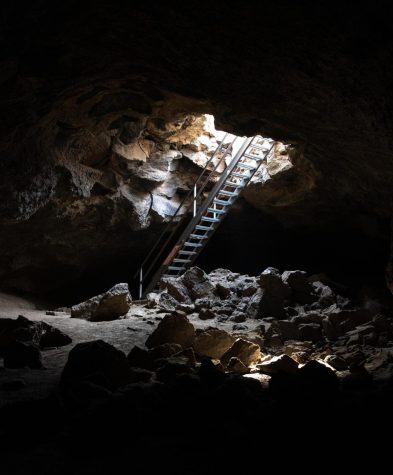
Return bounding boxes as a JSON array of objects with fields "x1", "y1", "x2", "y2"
[{"x1": 1, "y1": 2, "x2": 393, "y2": 300}]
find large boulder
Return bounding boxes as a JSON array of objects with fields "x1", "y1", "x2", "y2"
[
  {"x1": 258, "y1": 354, "x2": 298, "y2": 375},
  {"x1": 181, "y1": 267, "x2": 215, "y2": 300},
  {"x1": 160, "y1": 277, "x2": 191, "y2": 303},
  {"x1": 71, "y1": 283, "x2": 132, "y2": 321},
  {"x1": 3, "y1": 341, "x2": 43, "y2": 369},
  {"x1": 258, "y1": 267, "x2": 291, "y2": 319},
  {"x1": 221, "y1": 338, "x2": 262, "y2": 367},
  {"x1": 193, "y1": 328, "x2": 235, "y2": 359},
  {"x1": 145, "y1": 312, "x2": 195, "y2": 349},
  {"x1": 0, "y1": 315, "x2": 71, "y2": 352},
  {"x1": 61, "y1": 340, "x2": 131, "y2": 390}
]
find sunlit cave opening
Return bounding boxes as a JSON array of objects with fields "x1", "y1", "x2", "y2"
[{"x1": 2, "y1": 2, "x2": 393, "y2": 468}]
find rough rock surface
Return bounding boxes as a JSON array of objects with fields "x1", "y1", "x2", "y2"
[
  {"x1": 221, "y1": 338, "x2": 262, "y2": 367},
  {"x1": 0, "y1": 315, "x2": 72, "y2": 351},
  {"x1": 1, "y1": 2, "x2": 392, "y2": 300},
  {"x1": 192, "y1": 328, "x2": 235, "y2": 359},
  {"x1": 145, "y1": 312, "x2": 195, "y2": 349},
  {"x1": 71, "y1": 283, "x2": 131, "y2": 321},
  {"x1": 61, "y1": 340, "x2": 131, "y2": 390}
]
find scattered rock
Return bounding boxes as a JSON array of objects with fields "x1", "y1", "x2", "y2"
[
  {"x1": 232, "y1": 323, "x2": 248, "y2": 331},
  {"x1": 127, "y1": 346, "x2": 155, "y2": 370},
  {"x1": 71, "y1": 283, "x2": 132, "y2": 321},
  {"x1": 182, "y1": 267, "x2": 215, "y2": 300},
  {"x1": 227, "y1": 357, "x2": 249, "y2": 374},
  {"x1": 258, "y1": 354, "x2": 298, "y2": 374},
  {"x1": 61, "y1": 340, "x2": 131, "y2": 390},
  {"x1": 278, "y1": 320, "x2": 301, "y2": 341},
  {"x1": 173, "y1": 347, "x2": 197, "y2": 367},
  {"x1": 199, "y1": 308, "x2": 216, "y2": 320},
  {"x1": 39, "y1": 323, "x2": 72, "y2": 348},
  {"x1": 193, "y1": 328, "x2": 235, "y2": 359},
  {"x1": 176, "y1": 303, "x2": 195, "y2": 314},
  {"x1": 145, "y1": 313, "x2": 195, "y2": 349},
  {"x1": 160, "y1": 277, "x2": 191, "y2": 303},
  {"x1": 258, "y1": 267, "x2": 291, "y2": 319},
  {"x1": 3, "y1": 341, "x2": 43, "y2": 369},
  {"x1": 324, "y1": 354, "x2": 348, "y2": 371},
  {"x1": 149, "y1": 343, "x2": 183, "y2": 360},
  {"x1": 230, "y1": 311, "x2": 246, "y2": 323},
  {"x1": 221, "y1": 338, "x2": 262, "y2": 367},
  {"x1": 157, "y1": 292, "x2": 178, "y2": 312},
  {"x1": 282, "y1": 270, "x2": 311, "y2": 293},
  {"x1": 298, "y1": 323, "x2": 322, "y2": 342},
  {"x1": 296, "y1": 360, "x2": 339, "y2": 393}
]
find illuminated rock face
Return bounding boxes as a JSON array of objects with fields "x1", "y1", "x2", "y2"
[{"x1": 1, "y1": 2, "x2": 393, "y2": 298}]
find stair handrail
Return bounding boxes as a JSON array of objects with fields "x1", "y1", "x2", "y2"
[
  {"x1": 141, "y1": 136, "x2": 256, "y2": 297},
  {"x1": 133, "y1": 132, "x2": 239, "y2": 294}
]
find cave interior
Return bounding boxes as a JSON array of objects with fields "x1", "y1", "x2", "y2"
[{"x1": 2, "y1": 1, "x2": 393, "y2": 473}]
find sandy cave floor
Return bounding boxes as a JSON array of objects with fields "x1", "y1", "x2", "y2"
[{"x1": 0, "y1": 292, "x2": 261, "y2": 407}]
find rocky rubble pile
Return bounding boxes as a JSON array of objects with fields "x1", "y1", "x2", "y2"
[
  {"x1": 0, "y1": 315, "x2": 72, "y2": 369},
  {"x1": 141, "y1": 266, "x2": 393, "y2": 384}
]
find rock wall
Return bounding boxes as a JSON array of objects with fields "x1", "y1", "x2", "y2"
[{"x1": 1, "y1": 1, "x2": 393, "y2": 299}]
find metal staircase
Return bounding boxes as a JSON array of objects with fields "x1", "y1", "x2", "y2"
[{"x1": 135, "y1": 133, "x2": 274, "y2": 298}]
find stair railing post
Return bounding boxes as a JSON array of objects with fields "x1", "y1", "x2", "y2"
[
  {"x1": 193, "y1": 184, "x2": 197, "y2": 217},
  {"x1": 139, "y1": 267, "x2": 143, "y2": 299}
]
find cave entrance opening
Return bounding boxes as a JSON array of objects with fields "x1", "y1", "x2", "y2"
[{"x1": 134, "y1": 120, "x2": 275, "y2": 299}]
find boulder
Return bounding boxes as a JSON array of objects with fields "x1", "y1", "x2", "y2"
[
  {"x1": 199, "y1": 308, "x2": 216, "y2": 320},
  {"x1": 230, "y1": 311, "x2": 246, "y2": 323},
  {"x1": 39, "y1": 323, "x2": 72, "y2": 348},
  {"x1": 71, "y1": 283, "x2": 132, "y2": 321},
  {"x1": 227, "y1": 357, "x2": 249, "y2": 374},
  {"x1": 0, "y1": 315, "x2": 72, "y2": 351},
  {"x1": 160, "y1": 277, "x2": 191, "y2": 303},
  {"x1": 182, "y1": 267, "x2": 215, "y2": 300},
  {"x1": 221, "y1": 338, "x2": 262, "y2": 367},
  {"x1": 258, "y1": 354, "x2": 298, "y2": 374},
  {"x1": 145, "y1": 313, "x2": 195, "y2": 349},
  {"x1": 61, "y1": 340, "x2": 131, "y2": 390},
  {"x1": 193, "y1": 328, "x2": 235, "y2": 359},
  {"x1": 216, "y1": 283, "x2": 232, "y2": 299},
  {"x1": 258, "y1": 267, "x2": 291, "y2": 319},
  {"x1": 296, "y1": 360, "x2": 340, "y2": 393},
  {"x1": 175, "y1": 303, "x2": 196, "y2": 314},
  {"x1": 282, "y1": 270, "x2": 310, "y2": 293},
  {"x1": 278, "y1": 320, "x2": 301, "y2": 341},
  {"x1": 127, "y1": 346, "x2": 155, "y2": 370},
  {"x1": 157, "y1": 292, "x2": 178, "y2": 312},
  {"x1": 312, "y1": 281, "x2": 336, "y2": 307},
  {"x1": 324, "y1": 354, "x2": 348, "y2": 371},
  {"x1": 298, "y1": 323, "x2": 322, "y2": 342},
  {"x1": 3, "y1": 341, "x2": 43, "y2": 369},
  {"x1": 149, "y1": 343, "x2": 183, "y2": 360}
]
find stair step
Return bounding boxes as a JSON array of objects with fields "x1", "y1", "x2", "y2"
[
  {"x1": 184, "y1": 242, "x2": 203, "y2": 247},
  {"x1": 189, "y1": 234, "x2": 209, "y2": 239},
  {"x1": 236, "y1": 162, "x2": 257, "y2": 170},
  {"x1": 243, "y1": 153, "x2": 263, "y2": 160},
  {"x1": 168, "y1": 265, "x2": 186, "y2": 271},
  {"x1": 218, "y1": 190, "x2": 239, "y2": 197},
  {"x1": 207, "y1": 207, "x2": 226, "y2": 214},
  {"x1": 248, "y1": 143, "x2": 270, "y2": 152},
  {"x1": 230, "y1": 171, "x2": 250, "y2": 178},
  {"x1": 173, "y1": 258, "x2": 192, "y2": 263},
  {"x1": 178, "y1": 250, "x2": 197, "y2": 255},
  {"x1": 213, "y1": 198, "x2": 231, "y2": 206},
  {"x1": 225, "y1": 180, "x2": 245, "y2": 187},
  {"x1": 195, "y1": 225, "x2": 215, "y2": 231},
  {"x1": 201, "y1": 216, "x2": 220, "y2": 223}
]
